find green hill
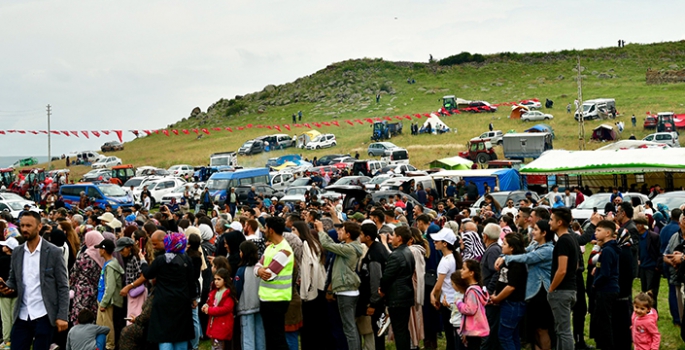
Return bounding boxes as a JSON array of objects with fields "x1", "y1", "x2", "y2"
[{"x1": 64, "y1": 40, "x2": 685, "y2": 177}]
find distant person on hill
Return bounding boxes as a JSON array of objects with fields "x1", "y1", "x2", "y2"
[
  {"x1": 567, "y1": 103, "x2": 571, "y2": 113},
  {"x1": 298, "y1": 110, "x2": 303, "y2": 121},
  {"x1": 292, "y1": 114, "x2": 296, "y2": 123},
  {"x1": 631, "y1": 114, "x2": 637, "y2": 127},
  {"x1": 376, "y1": 93, "x2": 381, "y2": 104},
  {"x1": 489, "y1": 122, "x2": 494, "y2": 131},
  {"x1": 66, "y1": 156, "x2": 70, "y2": 167}
]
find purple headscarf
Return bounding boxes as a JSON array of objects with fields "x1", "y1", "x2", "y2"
[{"x1": 163, "y1": 232, "x2": 187, "y2": 263}]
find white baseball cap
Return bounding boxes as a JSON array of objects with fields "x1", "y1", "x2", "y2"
[
  {"x1": 430, "y1": 227, "x2": 457, "y2": 245},
  {"x1": 0, "y1": 237, "x2": 20, "y2": 251}
]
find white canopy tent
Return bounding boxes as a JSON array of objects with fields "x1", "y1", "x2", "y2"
[
  {"x1": 421, "y1": 113, "x2": 450, "y2": 134},
  {"x1": 520, "y1": 149, "x2": 685, "y2": 175}
]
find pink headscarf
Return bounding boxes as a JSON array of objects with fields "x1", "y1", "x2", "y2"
[{"x1": 84, "y1": 231, "x2": 105, "y2": 268}]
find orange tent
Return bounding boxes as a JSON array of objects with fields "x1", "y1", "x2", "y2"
[{"x1": 509, "y1": 105, "x2": 529, "y2": 119}]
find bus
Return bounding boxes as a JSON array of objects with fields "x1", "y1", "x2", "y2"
[{"x1": 206, "y1": 167, "x2": 270, "y2": 205}]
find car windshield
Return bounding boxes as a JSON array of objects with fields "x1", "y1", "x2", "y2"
[
  {"x1": 207, "y1": 179, "x2": 230, "y2": 191},
  {"x1": 653, "y1": 195, "x2": 685, "y2": 211},
  {"x1": 582, "y1": 104, "x2": 592, "y2": 112},
  {"x1": 123, "y1": 179, "x2": 143, "y2": 188},
  {"x1": 172, "y1": 185, "x2": 188, "y2": 193},
  {"x1": 242, "y1": 141, "x2": 254, "y2": 147},
  {"x1": 286, "y1": 188, "x2": 308, "y2": 195},
  {"x1": 312, "y1": 135, "x2": 324, "y2": 142},
  {"x1": 7, "y1": 202, "x2": 24, "y2": 210},
  {"x1": 291, "y1": 178, "x2": 310, "y2": 186},
  {"x1": 369, "y1": 176, "x2": 389, "y2": 185},
  {"x1": 0, "y1": 193, "x2": 23, "y2": 201},
  {"x1": 577, "y1": 194, "x2": 612, "y2": 209},
  {"x1": 169, "y1": 165, "x2": 181, "y2": 170},
  {"x1": 98, "y1": 185, "x2": 128, "y2": 197}
]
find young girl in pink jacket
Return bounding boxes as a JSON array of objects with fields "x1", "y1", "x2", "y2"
[
  {"x1": 456, "y1": 259, "x2": 490, "y2": 350},
  {"x1": 632, "y1": 291, "x2": 660, "y2": 350}
]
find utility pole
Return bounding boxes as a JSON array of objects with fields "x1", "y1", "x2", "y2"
[
  {"x1": 576, "y1": 57, "x2": 585, "y2": 150},
  {"x1": 47, "y1": 104, "x2": 52, "y2": 170}
]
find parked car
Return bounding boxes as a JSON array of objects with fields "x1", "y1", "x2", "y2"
[
  {"x1": 168, "y1": 164, "x2": 194, "y2": 178},
  {"x1": 256, "y1": 134, "x2": 296, "y2": 150},
  {"x1": 0, "y1": 192, "x2": 30, "y2": 202},
  {"x1": 378, "y1": 164, "x2": 418, "y2": 176},
  {"x1": 468, "y1": 101, "x2": 498, "y2": 112},
  {"x1": 91, "y1": 156, "x2": 122, "y2": 169},
  {"x1": 471, "y1": 131, "x2": 504, "y2": 145},
  {"x1": 470, "y1": 191, "x2": 541, "y2": 217},
  {"x1": 306, "y1": 134, "x2": 337, "y2": 150},
  {"x1": 101, "y1": 141, "x2": 124, "y2": 152},
  {"x1": 364, "y1": 174, "x2": 397, "y2": 191},
  {"x1": 331, "y1": 176, "x2": 371, "y2": 187},
  {"x1": 160, "y1": 183, "x2": 205, "y2": 206},
  {"x1": 132, "y1": 177, "x2": 187, "y2": 207},
  {"x1": 352, "y1": 160, "x2": 385, "y2": 177},
  {"x1": 521, "y1": 111, "x2": 554, "y2": 122},
  {"x1": 643, "y1": 116, "x2": 657, "y2": 129},
  {"x1": 643, "y1": 132, "x2": 680, "y2": 148},
  {"x1": 519, "y1": 100, "x2": 542, "y2": 110},
  {"x1": 381, "y1": 148, "x2": 409, "y2": 165},
  {"x1": 0, "y1": 200, "x2": 36, "y2": 218},
  {"x1": 234, "y1": 184, "x2": 284, "y2": 203},
  {"x1": 318, "y1": 154, "x2": 351, "y2": 166},
  {"x1": 238, "y1": 139, "x2": 265, "y2": 155},
  {"x1": 571, "y1": 192, "x2": 649, "y2": 222},
  {"x1": 367, "y1": 142, "x2": 399, "y2": 156},
  {"x1": 81, "y1": 169, "x2": 112, "y2": 182},
  {"x1": 652, "y1": 191, "x2": 685, "y2": 212}
]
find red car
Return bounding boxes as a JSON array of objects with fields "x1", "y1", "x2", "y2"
[{"x1": 643, "y1": 116, "x2": 657, "y2": 129}]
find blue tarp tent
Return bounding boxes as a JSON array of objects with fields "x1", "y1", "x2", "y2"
[
  {"x1": 433, "y1": 168, "x2": 521, "y2": 196},
  {"x1": 524, "y1": 123, "x2": 555, "y2": 139},
  {"x1": 266, "y1": 154, "x2": 302, "y2": 168}
]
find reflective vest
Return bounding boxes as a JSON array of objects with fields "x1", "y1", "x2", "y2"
[{"x1": 258, "y1": 239, "x2": 294, "y2": 302}]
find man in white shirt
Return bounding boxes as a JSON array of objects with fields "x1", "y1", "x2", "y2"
[
  {"x1": 500, "y1": 199, "x2": 518, "y2": 218},
  {"x1": 0, "y1": 211, "x2": 69, "y2": 350}
]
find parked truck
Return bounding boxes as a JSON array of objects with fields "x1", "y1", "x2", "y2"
[
  {"x1": 210, "y1": 151, "x2": 237, "y2": 167},
  {"x1": 574, "y1": 98, "x2": 616, "y2": 121},
  {"x1": 503, "y1": 133, "x2": 553, "y2": 160},
  {"x1": 371, "y1": 121, "x2": 403, "y2": 141}
]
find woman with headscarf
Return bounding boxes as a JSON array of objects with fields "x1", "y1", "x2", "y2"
[
  {"x1": 58, "y1": 221, "x2": 80, "y2": 266},
  {"x1": 140, "y1": 232, "x2": 197, "y2": 349},
  {"x1": 48, "y1": 227, "x2": 74, "y2": 272},
  {"x1": 653, "y1": 203, "x2": 670, "y2": 231},
  {"x1": 553, "y1": 195, "x2": 565, "y2": 208},
  {"x1": 69, "y1": 231, "x2": 105, "y2": 325}
]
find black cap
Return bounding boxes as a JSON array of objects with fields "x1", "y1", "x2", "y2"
[{"x1": 94, "y1": 239, "x2": 115, "y2": 254}]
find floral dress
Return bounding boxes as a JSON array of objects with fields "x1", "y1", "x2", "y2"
[{"x1": 69, "y1": 253, "x2": 102, "y2": 324}]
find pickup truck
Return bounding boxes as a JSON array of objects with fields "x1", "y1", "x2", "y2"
[{"x1": 471, "y1": 130, "x2": 504, "y2": 145}]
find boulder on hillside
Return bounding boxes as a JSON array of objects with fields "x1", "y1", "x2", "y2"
[
  {"x1": 190, "y1": 107, "x2": 201, "y2": 117},
  {"x1": 263, "y1": 84, "x2": 276, "y2": 93}
]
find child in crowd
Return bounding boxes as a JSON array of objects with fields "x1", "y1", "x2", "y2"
[
  {"x1": 95, "y1": 239, "x2": 124, "y2": 350},
  {"x1": 456, "y1": 260, "x2": 490, "y2": 350},
  {"x1": 66, "y1": 309, "x2": 110, "y2": 350},
  {"x1": 446, "y1": 270, "x2": 468, "y2": 331},
  {"x1": 590, "y1": 220, "x2": 621, "y2": 350},
  {"x1": 490, "y1": 233, "x2": 528, "y2": 350},
  {"x1": 202, "y1": 268, "x2": 236, "y2": 350},
  {"x1": 0, "y1": 237, "x2": 20, "y2": 349},
  {"x1": 234, "y1": 241, "x2": 265, "y2": 350},
  {"x1": 632, "y1": 291, "x2": 661, "y2": 350}
]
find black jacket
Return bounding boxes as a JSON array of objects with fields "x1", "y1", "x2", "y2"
[{"x1": 380, "y1": 244, "x2": 415, "y2": 308}]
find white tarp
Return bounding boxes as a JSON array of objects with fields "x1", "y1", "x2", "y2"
[
  {"x1": 422, "y1": 113, "x2": 450, "y2": 133},
  {"x1": 520, "y1": 148, "x2": 685, "y2": 175},
  {"x1": 596, "y1": 140, "x2": 670, "y2": 151}
]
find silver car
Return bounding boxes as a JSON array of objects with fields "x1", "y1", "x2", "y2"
[
  {"x1": 367, "y1": 142, "x2": 399, "y2": 156},
  {"x1": 521, "y1": 111, "x2": 554, "y2": 122}
]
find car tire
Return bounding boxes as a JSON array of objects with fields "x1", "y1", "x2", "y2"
[
  {"x1": 369, "y1": 152, "x2": 373, "y2": 156},
  {"x1": 332, "y1": 142, "x2": 337, "y2": 146},
  {"x1": 544, "y1": 117, "x2": 550, "y2": 120},
  {"x1": 316, "y1": 146, "x2": 320, "y2": 149}
]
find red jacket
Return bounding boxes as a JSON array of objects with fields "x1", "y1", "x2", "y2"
[{"x1": 206, "y1": 289, "x2": 235, "y2": 341}]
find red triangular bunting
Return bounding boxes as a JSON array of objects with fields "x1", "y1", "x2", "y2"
[
  {"x1": 81, "y1": 131, "x2": 89, "y2": 138},
  {"x1": 193, "y1": 129, "x2": 199, "y2": 135},
  {"x1": 172, "y1": 130, "x2": 179, "y2": 135},
  {"x1": 102, "y1": 130, "x2": 110, "y2": 135},
  {"x1": 92, "y1": 131, "x2": 100, "y2": 137},
  {"x1": 113, "y1": 130, "x2": 123, "y2": 142},
  {"x1": 212, "y1": 127, "x2": 222, "y2": 131},
  {"x1": 332, "y1": 121, "x2": 339, "y2": 127},
  {"x1": 70, "y1": 131, "x2": 79, "y2": 137},
  {"x1": 182, "y1": 130, "x2": 189, "y2": 135},
  {"x1": 202, "y1": 128, "x2": 209, "y2": 135},
  {"x1": 283, "y1": 125, "x2": 291, "y2": 131},
  {"x1": 225, "y1": 127, "x2": 233, "y2": 132}
]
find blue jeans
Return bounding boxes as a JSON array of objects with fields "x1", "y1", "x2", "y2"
[
  {"x1": 191, "y1": 304, "x2": 201, "y2": 349},
  {"x1": 159, "y1": 341, "x2": 188, "y2": 350},
  {"x1": 96, "y1": 334, "x2": 107, "y2": 350},
  {"x1": 498, "y1": 300, "x2": 526, "y2": 350},
  {"x1": 285, "y1": 331, "x2": 299, "y2": 350},
  {"x1": 10, "y1": 315, "x2": 54, "y2": 350},
  {"x1": 241, "y1": 313, "x2": 266, "y2": 350}
]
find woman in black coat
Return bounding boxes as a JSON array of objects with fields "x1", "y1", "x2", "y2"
[{"x1": 140, "y1": 233, "x2": 197, "y2": 349}]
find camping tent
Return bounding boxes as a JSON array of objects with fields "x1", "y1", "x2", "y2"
[
  {"x1": 509, "y1": 105, "x2": 529, "y2": 119},
  {"x1": 524, "y1": 123, "x2": 555, "y2": 139},
  {"x1": 591, "y1": 124, "x2": 618, "y2": 141},
  {"x1": 420, "y1": 113, "x2": 450, "y2": 134},
  {"x1": 296, "y1": 130, "x2": 321, "y2": 148},
  {"x1": 429, "y1": 156, "x2": 473, "y2": 170}
]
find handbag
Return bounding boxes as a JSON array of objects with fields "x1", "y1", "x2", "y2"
[
  {"x1": 128, "y1": 284, "x2": 146, "y2": 298},
  {"x1": 425, "y1": 269, "x2": 437, "y2": 288}
]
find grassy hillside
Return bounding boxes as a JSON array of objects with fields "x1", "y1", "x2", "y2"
[{"x1": 55, "y1": 41, "x2": 685, "y2": 178}]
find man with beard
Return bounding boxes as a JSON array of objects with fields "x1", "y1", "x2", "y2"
[{"x1": 0, "y1": 211, "x2": 69, "y2": 350}]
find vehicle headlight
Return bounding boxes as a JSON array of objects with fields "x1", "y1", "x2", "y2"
[
  {"x1": 108, "y1": 200, "x2": 117, "y2": 205},
  {"x1": 215, "y1": 195, "x2": 221, "y2": 201}
]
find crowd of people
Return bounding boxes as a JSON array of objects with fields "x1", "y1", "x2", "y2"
[{"x1": 0, "y1": 177, "x2": 682, "y2": 350}]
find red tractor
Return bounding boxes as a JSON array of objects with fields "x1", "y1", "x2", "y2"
[{"x1": 458, "y1": 139, "x2": 498, "y2": 164}]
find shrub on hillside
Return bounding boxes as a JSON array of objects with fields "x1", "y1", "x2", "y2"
[{"x1": 438, "y1": 52, "x2": 485, "y2": 66}]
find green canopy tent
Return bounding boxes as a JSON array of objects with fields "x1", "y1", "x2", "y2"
[{"x1": 429, "y1": 156, "x2": 473, "y2": 170}]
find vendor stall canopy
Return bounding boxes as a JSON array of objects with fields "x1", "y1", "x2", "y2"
[{"x1": 520, "y1": 148, "x2": 685, "y2": 175}]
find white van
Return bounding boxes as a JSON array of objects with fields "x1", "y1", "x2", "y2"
[
  {"x1": 270, "y1": 173, "x2": 296, "y2": 191},
  {"x1": 381, "y1": 148, "x2": 409, "y2": 165},
  {"x1": 574, "y1": 98, "x2": 616, "y2": 120}
]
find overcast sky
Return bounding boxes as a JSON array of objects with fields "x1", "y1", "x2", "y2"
[{"x1": 1, "y1": 0, "x2": 683, "y2": 157}]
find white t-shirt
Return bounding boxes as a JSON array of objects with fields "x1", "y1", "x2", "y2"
[
  {"x1": 501, "y1": 206, "x2": 518, "y2": 218},
  {"x1": 437, "y1": 254, "x2": 457, "y2": 304}
]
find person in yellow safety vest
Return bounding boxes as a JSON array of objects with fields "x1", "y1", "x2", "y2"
[{"x1": 254, "y1": 216, "x2": 293, "y2": 350}]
